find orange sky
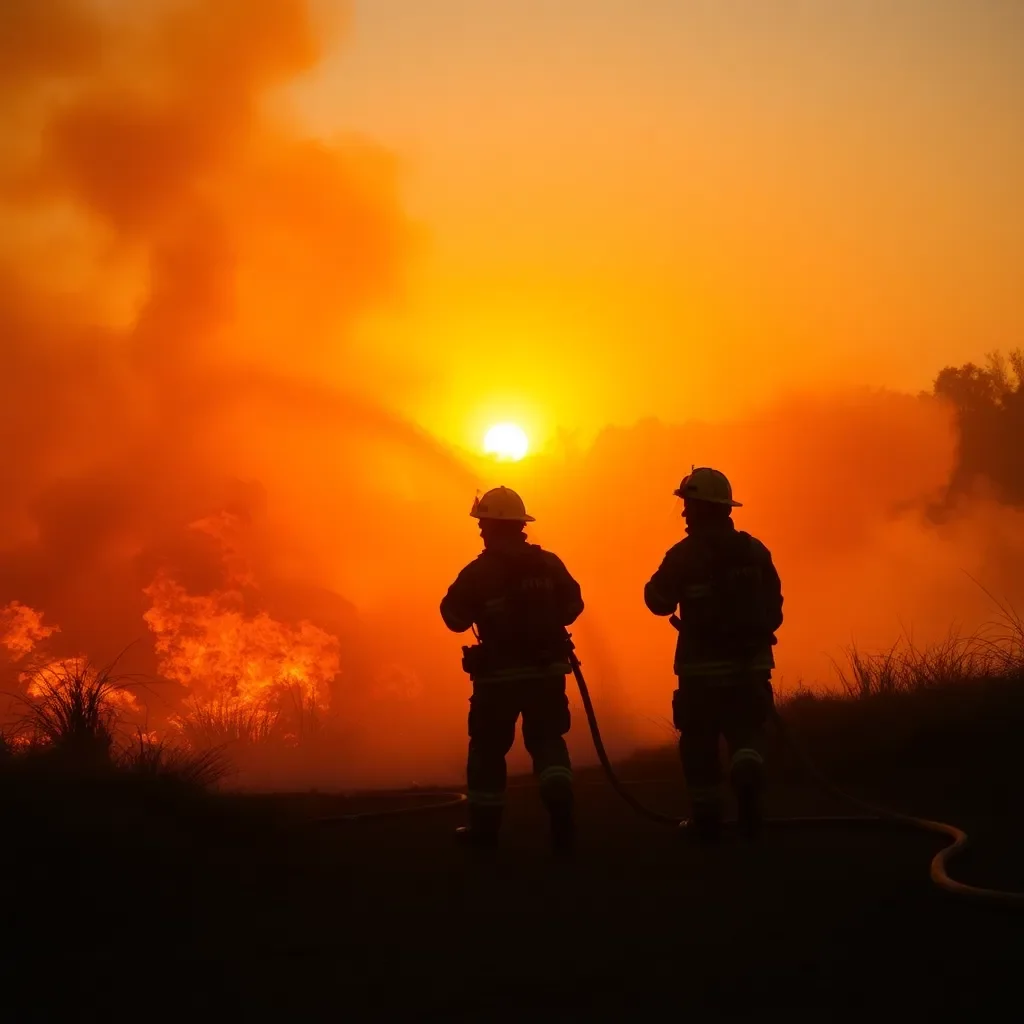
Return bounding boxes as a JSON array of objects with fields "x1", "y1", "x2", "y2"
[{"x1": 291, "y1": 0, "x2": 1024, "y2": 452}]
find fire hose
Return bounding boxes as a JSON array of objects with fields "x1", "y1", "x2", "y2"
[
  {"x1": 319, "y1": 635, "x2": 1023, "y2": 907},
  {"x1": 569, "y1": 625, "x2": 1024, "y2": 908}
]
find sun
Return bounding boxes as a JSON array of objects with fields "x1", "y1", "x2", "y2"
[{"x1": 483, "y1": 422, "x2": 529, "y2": 461}]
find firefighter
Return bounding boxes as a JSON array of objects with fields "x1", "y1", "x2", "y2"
[
  {"x1": 644, "y1": 468, "x2": 783, "y2": 840},
  {"x1": 441, "y1": 487, "x2": 584, "y2": 853}
]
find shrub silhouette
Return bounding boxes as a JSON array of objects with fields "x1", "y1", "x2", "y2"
[
  {"x1": 934, "y1": 348, "x2": 1024, "y2": 506},
  {"x1": 16, "y1": 658, "x2": 139, "y2": 767}
]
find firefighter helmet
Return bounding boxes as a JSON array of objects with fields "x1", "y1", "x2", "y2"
[
  {"x1": 470, "y1": 486, "x2": 536, "y2": 522},
  {"x1": 673, "y1": 467, "x2": 742, "y2": 507}
]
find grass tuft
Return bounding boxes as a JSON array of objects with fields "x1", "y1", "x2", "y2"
[
  {"x1": 13, "y1": 657, "x2": 139, "y2": 765},
  {"x1": 825, "y1": 596, "x2": 1024, "y2": 699},
  {"x1": 172, "y1": 696, "x2": 282, "y2": 749},
  {"x1": 116, "y1": 728, "x2": 231, "y2": 789}
]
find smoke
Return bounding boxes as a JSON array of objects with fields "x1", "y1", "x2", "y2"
[{"x1": 0, "y1": 0, "x2": 471, "y2": 778}]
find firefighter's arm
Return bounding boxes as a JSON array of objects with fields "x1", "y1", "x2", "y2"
[
  {"x1": 440, "y1": 565, "x2": 479, "y2": 633},
  {"x1": 550, "y1": 556, "x2": 584, "y2": 626},
  {"x1": 644, "y1": 547, "x2": 682, "y2": 616},
  {"x1": 761, "y1": 548, "x2": 784, "y2": 634}
]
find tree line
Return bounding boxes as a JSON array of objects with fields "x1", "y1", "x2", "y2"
[{"x1": 933, "y1": 349, "x2": 1024, "y2": 507}]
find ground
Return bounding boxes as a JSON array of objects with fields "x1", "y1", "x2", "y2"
[{"x1": 4, "y1": 748, "x2": 1022, "y2": 1021}]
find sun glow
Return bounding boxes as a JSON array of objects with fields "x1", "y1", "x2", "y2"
[{"x1": 483, "y1": 423, "x2": 529, "y2": 461}]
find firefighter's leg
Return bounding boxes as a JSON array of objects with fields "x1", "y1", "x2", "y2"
[
  {"x1": 722, "y1": 673, "x2": 772, "y2": 839},
  {"x1": 461, "y1": 685, "x2": 518, "y2": 847},
  {"x1": 521, "y1": 676, "x2": 574, "y2": 853},
  {"x1": 673, "y1": 678, "x2": 725, "y2": 839}
]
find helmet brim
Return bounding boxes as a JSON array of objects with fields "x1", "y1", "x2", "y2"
[
  {"x1": 470, "y1": 511, "x2": 536, "y2": 522},
  {"x1": 673, "y1": 489, "x2": 742, "y2": 508}
]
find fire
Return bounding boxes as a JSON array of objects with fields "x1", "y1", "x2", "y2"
[
  {"x1": 0, "y1": 603, "x2": 60, "y2": 662},
  {"x1": 141, "y1": 509, "x2": 341, "y2": 751},
  {"x1": 143, "y1": 572, "x2": 340, "y2": 714}
]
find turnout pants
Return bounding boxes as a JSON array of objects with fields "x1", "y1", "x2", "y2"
[
  {"x1": 672, "y1": 672, "x2": 773, "y2": 822},
  {"x1": 466, "y1": 675, "x2": 573, "y2": 831}
]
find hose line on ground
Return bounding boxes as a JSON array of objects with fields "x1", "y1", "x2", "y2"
[{"x1": 568, "y1": 650, "x2": 1024, "y2": 908}]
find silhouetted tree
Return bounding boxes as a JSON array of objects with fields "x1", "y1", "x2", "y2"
[{"x1": 934, "y1": 350, "x2": 1024, "y2": 506}]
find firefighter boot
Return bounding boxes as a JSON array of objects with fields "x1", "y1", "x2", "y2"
[{"x1": 455, "y1": 804, "x2": 502, "y2": 851}]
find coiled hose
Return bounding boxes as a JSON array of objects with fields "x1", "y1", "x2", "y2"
[{"x1": 568, "y1": 650, "x2": 1024, "y2": 908}]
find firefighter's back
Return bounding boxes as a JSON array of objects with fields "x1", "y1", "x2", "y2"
[
  {"x1": 439, "y1": 487, "x2": 583, "y2": 852},
  {"x1": 461, "y1": 542, "x2": 583, "y2": 681}
]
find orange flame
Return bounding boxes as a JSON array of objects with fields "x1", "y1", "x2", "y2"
[
  {"x1": 0, "y1": 602, "x2": 60, "y2": 662},
  {"x1": 142, "y1": 572, "x2": 339, "y2": 712}
]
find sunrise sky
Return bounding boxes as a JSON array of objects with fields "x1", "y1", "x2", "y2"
[{"x1": 291, "y1": 0, "x2": 1024, "y2": 452}]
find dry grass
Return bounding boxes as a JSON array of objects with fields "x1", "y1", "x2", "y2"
[
  {"x1": 13, "y1": 657, "x2": 139, "y2": 764},
  {"x1": 169, "y1": 689, "x2": 344, "y2": 790},
  {"x1": 830, "y1": 632, "x2": 995, "y2": 698},
  {"x1": 772, "y1": 599, "x2": 1024, "y2": 809},
  {"x1": 823, "y1": 592, "x2": 1023, "y2": 699},
  {"x1": 172, "y1": 685, "x2": 325, "y2": 752},
  {"x1": 280, "y1": 683, "x2": 324, "y2": 745},
  {"x1": 173, "y1": 696, "x2": 282, "y2": 749},
  {"x1": 116, "y1": 728, "x2": 231, "y2": 789},
  {"x1": 1, "y1": 659, "x2": 231, "y2": 792}
]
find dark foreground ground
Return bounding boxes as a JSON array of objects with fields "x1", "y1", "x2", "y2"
[{"x1": 2, "y1": 740, "x2": 1022, "y2": 1022}]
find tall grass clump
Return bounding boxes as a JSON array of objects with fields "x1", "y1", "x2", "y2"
[
  {"x1": 976, "y1": 588, "x2": 1024, "y2": 680},
  {"x1": 832, "y1": 632, "x2": 991, "y2": 698},
  {"x1": 167, "y1": 688, "x2": 340, "y2": 790},
  {"x1": 173, "y1": 696, "x2": 281, "y2": 749},
  {"x1": 14, "y1": 657, "x2": 139, "y2": 765},
  {"x1": 1, "y1": 659, "x2": 232, "y2": 797},
  {"x1": 116, "y1": 729, "x2": 230, "y2": 789},
  {"x1": 280, "y1": 683, "x2": 324, "y2": 745},
  {"x1": 832, "y1": 594, "x2": 1024, "y2": 699}
]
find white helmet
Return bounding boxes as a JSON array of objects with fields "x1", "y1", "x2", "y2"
[
  {"x1": 470, "y1": 486, "x2": 535, "y2": 522},
  {"x1": 673, "y1": 467, "x2": 742, "y2": 507}
]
